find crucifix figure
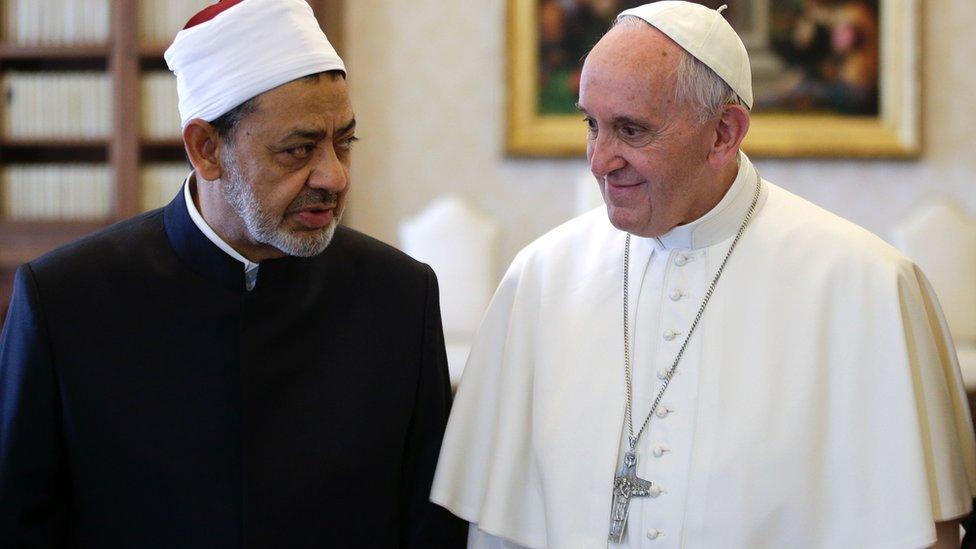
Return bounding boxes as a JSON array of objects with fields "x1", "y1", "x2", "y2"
[{"x1": 608, "y1": 451, "x2": 654, "y2": 543}]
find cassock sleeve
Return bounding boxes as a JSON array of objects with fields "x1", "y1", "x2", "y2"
[
  {"x1": 430, "y1": 252, "x2": 549, "y2": 549},
  {"x1": 400, "y1": 265, "x2": 468, "y2": 548},
  {"x1": 0, "y1": 264, "x2": 69, "y2": 547}
]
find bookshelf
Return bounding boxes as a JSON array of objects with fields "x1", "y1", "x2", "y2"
[{"x1": 0, "y1": 0, "x2": 344, "y2": 328}]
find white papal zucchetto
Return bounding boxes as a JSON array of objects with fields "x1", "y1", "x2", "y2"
[
  {"x1": 164, "y1": 0, "x2": 346, "y2": 129},
  {"x1": 618, "y1": 1, "x2": 754, "y2": 109}
]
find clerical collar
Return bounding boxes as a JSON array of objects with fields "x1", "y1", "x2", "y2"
[
  {"x1": 183, "y1": 172, "x2": 260, "y2": 274},
  {"x1": 654, "y1": 151, "x2": 764, "y2": 251}
]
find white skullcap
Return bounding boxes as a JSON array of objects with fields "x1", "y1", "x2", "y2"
[
  {"x1": 164, "y1": 0, "x2": 346, "y2": 129},
  {"x1": 618, "y1": 1, "x2": 753, "y2": 109}
]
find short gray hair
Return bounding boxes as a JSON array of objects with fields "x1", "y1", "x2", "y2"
[{"x1": 615, "y1": 15, "x2": 749, "y2": 123}]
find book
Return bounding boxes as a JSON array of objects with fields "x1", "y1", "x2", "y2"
[
  {"x1": 5, "y1": 0, "x2": 110, "y2": 46},
  {"x1": 141, "y1": 72, "x2": 181, "y2": 139},
  {"x1": 139, "y1": 0, "x2": 212, "y2": 47},
  {"x1": 3, "y1": 72, "x2": 113, "y2": 139},
  {"x1": 141, "y1": 163, "x2": 190, "y2": 211},
  {"x1": 1, "y1": 164, "x2": 114, "y2": 221}
]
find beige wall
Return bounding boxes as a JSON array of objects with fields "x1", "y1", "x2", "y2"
[{"x1": 342, "y1": 0, "x2": 976, "y2": 281}]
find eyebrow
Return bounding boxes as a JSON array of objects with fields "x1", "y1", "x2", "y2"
[
  {"x1": 279, "y1": 118, "x2": 357, "y2": 143},
  {"x1": 576, "y1": 105, "x2": 650, "y2": 128}
]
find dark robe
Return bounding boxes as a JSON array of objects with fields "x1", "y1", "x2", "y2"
[{"x1": 0, "y1": 189, "x2": 467, "y2": 548}]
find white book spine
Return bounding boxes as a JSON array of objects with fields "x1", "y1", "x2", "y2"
[
  {"x1": 21, "y1": 0, "x2": 35, "y2": 45},
  {"x1": 1, "y1": 164, "x2": 114, "y2": 220},
  {"x1": 3, "y1": 73, "x2": 112, "y2": 139},
  {"x1": 7, "y1": 0, "x2": 19, "y2": 45}
]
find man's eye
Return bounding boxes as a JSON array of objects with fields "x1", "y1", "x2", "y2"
[
  {"x1": 620, "y1": 126, "x2": 641, "y2": 138},
  {"x1": 337, "y1": 136, "x2": 359, "y2": 151},
  {"x1": 583, "y1": 117, "x2": 597, "y2": 134},
  {"x1": 287, "y1": 144, "x2": 316, "y2": 158}
]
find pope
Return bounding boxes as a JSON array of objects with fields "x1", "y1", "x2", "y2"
[{"x1": 432, "y1": 2, "x2": 976, "y2": 547}]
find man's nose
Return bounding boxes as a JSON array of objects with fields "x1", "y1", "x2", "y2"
[
  {"x1": 588, "y1": 133, "x2": 625, "y2": 179},
  {"x1": 307, "y1": 145, "x2": 348, "y2": 192}
]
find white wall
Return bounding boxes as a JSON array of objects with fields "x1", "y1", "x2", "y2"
[{"x1": 343, "y1": 0, "x2": 976, "y2": 280}]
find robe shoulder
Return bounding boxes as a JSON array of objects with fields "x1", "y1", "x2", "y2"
[
  {"x1": 327, "y1": 225, "x2": 434, "y2": 280},
  {"x1": 29, "y1": 208, "x2": 167, "y2": 277},
  {"x1": 758, "y1": 183, "x2": 911, "y2": 269}
]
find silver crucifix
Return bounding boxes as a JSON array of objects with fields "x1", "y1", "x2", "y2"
[{"x1": 608, "y1": 451, "x2": 653, "y2": 543}]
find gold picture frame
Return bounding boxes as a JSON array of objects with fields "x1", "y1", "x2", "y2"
[{"x1": 506, "y1": 0, "x2": 920, "y2": 158}]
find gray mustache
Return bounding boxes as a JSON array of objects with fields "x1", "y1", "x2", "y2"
[{"x1": 289, "y1": 189, "x2": 339, "y2": 211}]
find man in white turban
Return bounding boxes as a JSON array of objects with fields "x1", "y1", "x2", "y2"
[
  {"x1": 0, "y1": 0, "x2": 466, "y2": 546},
  {"x1": 432, "y1": 2, "x2": 976, "y2": 547}
]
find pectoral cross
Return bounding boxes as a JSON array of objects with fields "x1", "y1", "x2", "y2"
[{"x1": 608, "y1": 451, "x2": 653, "y2": 543}]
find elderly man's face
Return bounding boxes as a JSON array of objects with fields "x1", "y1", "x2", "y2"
[
  {"x1": 578, "y1": 24, "x2": 715, "y2": 238},
  {"x1": 219, "y1": 74, "x2": 355, "y2": 257}
]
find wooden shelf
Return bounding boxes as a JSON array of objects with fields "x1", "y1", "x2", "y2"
[
  {"x1": 138, "y1": 45, "x2": 170, "y2": 71},
  {"x1": 139, "y1": 44, "x2": 169, "y2": 59},
  {"x1": 141, "y1": 138, "x2": 185, "y2": 162},
  {"x1": 0, "y1": 140, "x2": 108, "y2": 163},
  {"x1": 141, "y1": 138, "x2": 182, "y2": 148},
  {"x1": 0, "y1": 219, "x2": 111, "y2": 266},
  {"x1": 0, "y1": 43, "x2": 110, "y2": 60},
  {"x1": 0, "y1": 218, "x2": 110, "y2": 237},
  {"x1": 1, "y1": 138, "x2": 108, "y2": 147}
]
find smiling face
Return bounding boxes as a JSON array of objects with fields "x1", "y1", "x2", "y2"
[
  {"x1": 216, "y1": 73, "x2": 356, "y2": 258},
  {"x1": 578, "y1": 24, "x2": 720, "y2": 238}
]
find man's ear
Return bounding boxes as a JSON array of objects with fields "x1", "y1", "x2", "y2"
[
  {"x1": 708, "y1": 104, "x2": 750, "y2": 168},
  {"x1": 183, "y1": 119, "x2": 224, "y2": 181}
]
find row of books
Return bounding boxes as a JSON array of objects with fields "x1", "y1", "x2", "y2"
[
  {"x1": 3, "y1": 0, "x2": 111, "y2": 46},
  {"x1": 139, "y1": 0, "x2": 211, "y2": 46},
  {"x1": 141, "y1": 163, "x2": 189, "y2": 211},
  {"x1": 2, "y1": 72, "x2": 183, "y2": 140},
  {"x1": 1, "y1": 165, "x2": 114, "y2": 221},
  {"x1": 2, "y1": 0, "x2": 207, "y2": 47},
  {"x1": 3, "y1": 72, "x2": 113, "y2": 139},
  {"x1": 141, "y1": 72, "x2": 182, "y2": 140},
  {"x1": 1, "y1": 163, "x2": 190, "y2": 220}
]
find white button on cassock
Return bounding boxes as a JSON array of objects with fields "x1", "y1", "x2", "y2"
[
  {"x1": 669, "y1": 289, "x2": 684, "y2": 301},
  {"x1": 656, "y1": 406, "x2": 671, "y2": 418},
  {"x1": 646, "y1": 528, "x2": 663, "y2": 540},
  {"x1": 652, "y1": 444, "x2": 670, "y2": 457},
  {"x1": 648, "y1": 484, "x2": 663, "y2": 497},
  {"x1": 657, "y1": 368, "x2": 670, "y2": 380},
  {"x1": 674, "y1": 254, "x2": 689, "y2": 266},
  {"x1": 663, "y1": 329, "x2": 680, "y2": 341}
]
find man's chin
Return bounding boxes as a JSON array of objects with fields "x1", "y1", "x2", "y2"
[
  {"x1": 605, "y1": 205, "x2": 664, "y2": 238},
  {"x1": 272, "y1": 221, "x2": 338, "y2": 257}
]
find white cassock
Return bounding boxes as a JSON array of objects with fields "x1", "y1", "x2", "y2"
[{"x1": 430, "y1": 152, "x2": 976, "y2": 549}]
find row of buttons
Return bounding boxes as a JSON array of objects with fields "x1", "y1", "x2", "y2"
[
  {"x1": 647, "y1": 413, "x2": 673, "y2": 540},
  {"x1": 646, "y1": 254, "x2": 689, "y2": 544}
]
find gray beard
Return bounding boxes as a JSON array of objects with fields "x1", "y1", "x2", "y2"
[{"x1": 220, "y1": 158, "x2": 340, "y2": 258}]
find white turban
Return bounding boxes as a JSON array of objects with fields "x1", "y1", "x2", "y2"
[{"x1": 164, "y1": 0, "x2": 346, "y2": 129}]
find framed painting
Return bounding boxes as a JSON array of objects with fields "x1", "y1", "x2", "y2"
[{"x1": 507, "y1": 0, "x2": 920, "y2": 158}]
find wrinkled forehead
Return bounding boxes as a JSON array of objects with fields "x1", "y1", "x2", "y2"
[
  {"x1": 586, "y1": 23, "x2": 683, "y2": 81},
  {"x1": 581, "y1": 24, "x2": 683, "y2": 98}
]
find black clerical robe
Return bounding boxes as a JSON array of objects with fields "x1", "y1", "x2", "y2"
[{"x1": 0, "y1": 189, "x2": 467, "y2": 548}]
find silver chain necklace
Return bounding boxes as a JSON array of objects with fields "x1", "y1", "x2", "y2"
[{"x1": 608, "y1": 172, "x2": 762, "y2": 543}]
